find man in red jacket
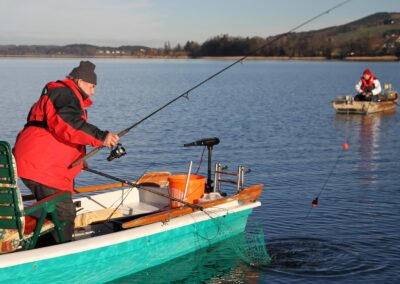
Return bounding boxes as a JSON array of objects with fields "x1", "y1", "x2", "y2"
[
  {"x1": 13, "y1": 61, "x2": 119, "y2": 243},
  {"x1": 354, "y1": 68, "x2": 382, "y2": 101}
]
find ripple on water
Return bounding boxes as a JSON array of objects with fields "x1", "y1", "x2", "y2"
[{"x1": 264, "y1": 237, "x2": 387, "y2": 278}]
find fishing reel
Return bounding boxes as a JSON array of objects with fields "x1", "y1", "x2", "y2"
[{"x1": 107, "y1": 143, "x2": 127, "y2": 161}]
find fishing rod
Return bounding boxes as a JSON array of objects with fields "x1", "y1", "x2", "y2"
[
  {"x1": 70, "y1": 0, "x2": 351, "y2": 168},
  {"x1": 83, "y1": 167, "x2": 203, "y2": 211}
]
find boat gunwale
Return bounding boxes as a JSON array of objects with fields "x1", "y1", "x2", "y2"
[
  {"x1": 332, "y1": 99, "x2": 397, "y2": 114},
  {"x1": 0, "y1": 187, "x2": 262, "y2": 268}
]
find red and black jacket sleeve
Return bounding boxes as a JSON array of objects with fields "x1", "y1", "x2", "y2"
[
  {"x1": 46, "y1": 88, "x2": 107, "y2": 147},
  {"x1": 34, "y1": 84, "x2": 107, "y2": 147}
]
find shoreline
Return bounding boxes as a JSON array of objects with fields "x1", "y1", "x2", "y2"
[{"x1": 0, "y1": 55, "x2": 398, "y2": 61}]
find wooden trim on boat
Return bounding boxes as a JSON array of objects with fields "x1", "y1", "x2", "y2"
[
  {"x1": 22, "y1": 181, "x2": 135, "y2": 201},
  {"x1": 121, "y1": 184, "x2": 263, "y2": 229},
  {"x1": 22, "y1": 172, "x2": 172, "y2": 201},
  {"x1": 75, "y1": 182, "x2": 134, "y2": 194}
]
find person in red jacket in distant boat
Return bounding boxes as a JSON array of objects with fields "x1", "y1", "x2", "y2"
[
  {"x1": 354, "y1": 68, "x2": 382, "y2": 102},
  {"x1": 13, "y1": 61, "x2": 119, "y2": 243}
]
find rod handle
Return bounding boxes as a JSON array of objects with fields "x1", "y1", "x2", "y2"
[{"x1": 70, "y1": 146, "x2": 104, "y2": 168}]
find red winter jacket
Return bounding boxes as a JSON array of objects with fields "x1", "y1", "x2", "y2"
[
  {"x1": 361, "y1": 75, "x2": 376, "y2": 91},
  {"x1": 13, "y1": 79, "x2": 107, "y2": 192}
]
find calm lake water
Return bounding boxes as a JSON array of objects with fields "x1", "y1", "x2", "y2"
[{"x1": 0, "y1": 58, "x2": 399, "y2": 283}]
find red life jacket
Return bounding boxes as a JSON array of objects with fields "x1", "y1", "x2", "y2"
[
  {"x1": 13, "y1": 79, "x2": 106, "y2": 192},
  {"x1": 360, "y1": 75, "x2": 376, "y2": 91}
]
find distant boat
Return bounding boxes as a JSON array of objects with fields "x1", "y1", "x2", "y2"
[{"x1": 332, "y1": 86, "x2": 398, "y2": 115}]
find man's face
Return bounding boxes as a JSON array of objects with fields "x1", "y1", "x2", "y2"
[
  {"x1": 78, "y1": 79, "x2": 96, "y2": 97},
  {"x1": 363, "y1": 74, "x2": 371, "y2": 80}
]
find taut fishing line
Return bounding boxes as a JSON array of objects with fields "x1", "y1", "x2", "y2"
[
  {"x1": 194, "y1": 146, "x2": 206, "y2": 175},
  {"x1": 70, "y1": 0, "x2": 352, "y2": 168},
  {"x1": 306, "y1": 112, "x2": 352, "y2": 217}
]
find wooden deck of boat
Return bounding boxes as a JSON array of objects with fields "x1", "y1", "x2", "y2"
[{"x1": 121, "y1": 184, "x2": 262, "y2": 229}]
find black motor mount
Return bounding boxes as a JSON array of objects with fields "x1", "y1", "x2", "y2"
[
  {"x1": 184, "y1": 137, "x2": 220, "y2": 148},
  {"x1": 184, "y1": 137, "x2": 220, "y2": 193}
]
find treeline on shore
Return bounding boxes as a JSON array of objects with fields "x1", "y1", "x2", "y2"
[
  {"x1": 1, "y1": 34, "x2": 399, "y2": 59},
  {"x1": 1, "y1": 12, "x2": 399, "y2": 59},
  {"x1": 159, "y1": 12, "x2": 400, "y2": 59}
]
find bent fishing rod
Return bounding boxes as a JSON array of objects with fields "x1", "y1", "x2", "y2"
[
  {"x1": 83, "y1": 167, "x2": 203, "y2": 211},
  {"x1": 70, "y1": 0, "x2": 351, "y2": 168}
]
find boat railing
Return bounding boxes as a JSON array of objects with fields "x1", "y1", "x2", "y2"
[{"x1": 213, "y1": 163, "x2": 250, "y2": 193}]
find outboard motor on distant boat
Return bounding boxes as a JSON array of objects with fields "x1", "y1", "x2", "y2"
[{"x1": 184, "y1": 137, "x2": 220, "y2": 192}]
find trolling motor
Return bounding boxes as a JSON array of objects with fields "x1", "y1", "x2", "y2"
[
  {"x1": 184, "y1": 137, "x2": 220, "y2": 193},
  {"x1": 107, "y1": 143, "x2": 127, "y2": 161}
]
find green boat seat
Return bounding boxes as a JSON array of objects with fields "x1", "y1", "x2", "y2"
[{"x1": 0, "y1": 141, "x2": 70, "y2": 253}]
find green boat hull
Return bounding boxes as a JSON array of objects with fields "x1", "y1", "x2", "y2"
[{"x1": 0, "y1": 208, "x2": 253, "y2": 284}]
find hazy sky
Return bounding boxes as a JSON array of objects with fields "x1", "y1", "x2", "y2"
[{"x1": 0, "y1": 0, "x2": 398, "y2": 47}]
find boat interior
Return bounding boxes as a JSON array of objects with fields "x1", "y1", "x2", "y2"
[
  {"x1": 72, "y1": 177, "x2": 172, "y2": 239},
  {"x1": 71, "y1": 167, "x2": 240, "y2": 239}
]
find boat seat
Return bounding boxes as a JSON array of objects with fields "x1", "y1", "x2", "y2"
[
  {"x1": 117, "y1": 202, "x2": 161, "y2": 215},
  {"x1": 137, "y1": 172, "x2": 171, "y2": 188},
  {"x1": 72, "y1": 172, "x2": 171, "y2": 229},
  {"x1": 0, "y1": 141, "x2": 70, "y2": 253},
  {"x1": 74, "y1": 202, "x2": 161, "y2": 228},
  {"x1": 74, "y1": 208, "x2": 124, "y2": 228}
]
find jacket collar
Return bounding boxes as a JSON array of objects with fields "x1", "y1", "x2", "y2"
[{"x1": 67, "y1": 79, "x2": 93, "y2": 107}]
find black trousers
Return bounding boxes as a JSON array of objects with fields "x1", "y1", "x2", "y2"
[
  {"x1": 21, "y1": 178, "x2": 76, "y2": 242},
  {"x1": 354, "y1": 93, "x2": 378, "y2": 102}
]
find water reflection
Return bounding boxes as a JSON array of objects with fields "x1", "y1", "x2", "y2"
[
  {"x1": 333, "y1": 113, "x2": 395, "y2": 186},
  {"x1": 358, "y1": 115, "x2": 380, "y2": 175},
  {"x1": 110, "y1": 233, "x2": 264, "y2": 284}
]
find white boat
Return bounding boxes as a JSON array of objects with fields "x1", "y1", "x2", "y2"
[{"x1": 0, "y1": 140, "x2": 263, "y2": 284}]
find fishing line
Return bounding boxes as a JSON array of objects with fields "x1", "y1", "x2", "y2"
[
  {"x1": 193, "y1": 206, "x2": 252, "y2": 241},
  {"x1": 76, "y1": 171, "x2": 147, "y2": 233},
  {"x1": 306, "y1": 151, "x2": 344, "y2": 218},
  {"x1": 102, "y1": 170, "x2": 149, "y2": 226},
  {"x1": 306, "y1": 115, "x2": 352, "y2": 217},
  {"x1": 192, "y1": 207, "x2": 271, "y2": 266},
  {"x1": 70, "y1": 0, "x2": 352, "y2": 168},
  {"x1": 83, "y1": 167, "x2": 203, "y2": 210},
  {"x1": 195, "y1": 146, "x2": 206, "y2": 175}
]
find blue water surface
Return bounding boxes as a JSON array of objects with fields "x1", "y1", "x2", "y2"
[{"x1": 0, "y1": 58, "x2": 399, "y2": 283}]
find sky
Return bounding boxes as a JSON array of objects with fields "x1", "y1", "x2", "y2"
[{"x1": 0, "y1": 0, "x2": 398, "y2": 48}]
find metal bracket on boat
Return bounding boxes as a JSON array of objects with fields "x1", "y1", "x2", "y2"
[
  {"x1": 345, "y1": 96, "x2": 353, "y2": 104},
  {"x1": 184, "y1": 137, "x2": 220, "y2": 193},
  {"x1": 213, "y1": 163, "x2": 251, "y2": 193}
]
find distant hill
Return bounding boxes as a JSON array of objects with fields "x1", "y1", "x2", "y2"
[
  {"x1": 278, "y1": 12, "x2": 400, "y2": 57},
  {"x1": 0, "y1": 12, "x2": 399, "y2": 59},
  {"x1": 190, "y1": 12, "x2": 400, "y2": 58}
]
